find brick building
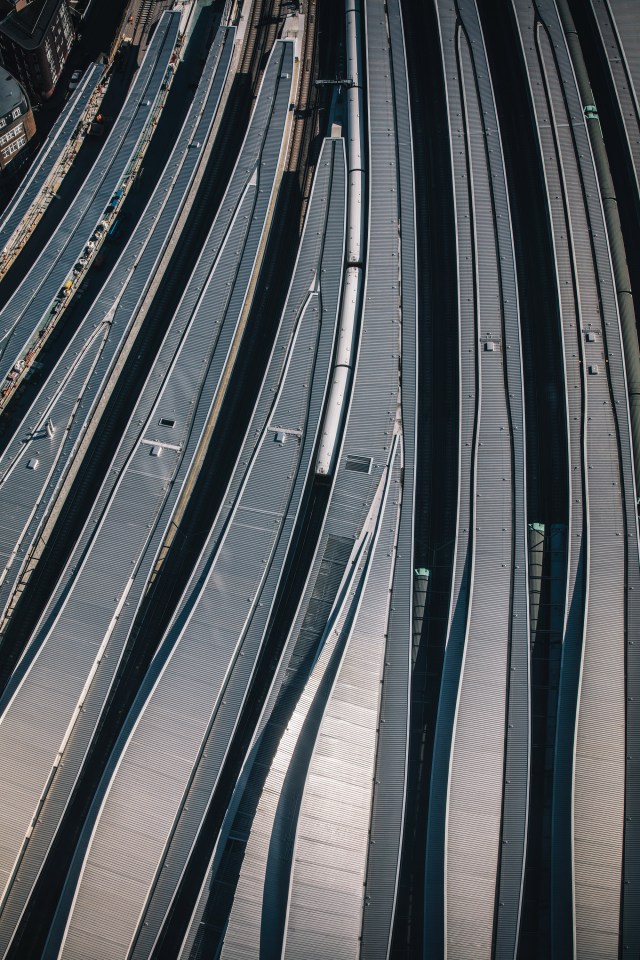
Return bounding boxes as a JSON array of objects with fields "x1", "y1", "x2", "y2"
[
  {"x1": 0, "y1": 64, "x2": 35, "y2": 170},
  {"x1": 0, "y1": 0, "x2": 75, "y2": 101}
]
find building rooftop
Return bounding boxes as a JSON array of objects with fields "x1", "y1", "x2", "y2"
[
  {"x1": 0, "y1": 0, "x2": 63, "y2": 51},
  {"x1": 0, "y1": 64, "x2": 24, "y2": 116}
]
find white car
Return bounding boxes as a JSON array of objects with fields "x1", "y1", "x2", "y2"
[{"x1": 69, "y1": 69, "x2": 82, "y2": 91}]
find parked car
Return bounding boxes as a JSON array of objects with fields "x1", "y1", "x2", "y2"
[{"x1": 69, "y1": 69, "x2": 82, "y2": 92}]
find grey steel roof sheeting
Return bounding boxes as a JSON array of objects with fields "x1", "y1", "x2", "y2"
[
  {"x1": 201, "y1": 0, "x2": 416, "y2": 955},
  {"x1": 358, "y1": 1, "x2": 416, "y2": 954},
  {"x1": 178, "y1": 539, "x2": 356, "y2": 959},
  {"x1": 49, "y1": 135, "x2": 346, "y2": 960},
  {"x1": 580, "y1": 3, "x2": 640, "y2": 948},
  {"x1": 566, "y1": 0, "x2": 640, "y2": 519},
  {"x1": 512, "y1": 6, "x2": 588, "y2": 955},
  {"x1": 588, "y1": 0, "x2": 640, "y2": 204},
  {"x1": 0, "y1": 39, "x2": 293, "y2": 957},
  {"x1": 424, "y1": 2, "x2": 530, "y2": 958},
  {"x1": 0, "y1": 62, "x2": 104, "y2": 256},
  {"x1": 0, "y1": 11, "x2": 181, "y2": 386},
  {"x1": 511, "y1": 2, "x2": 640, "y2": 956},
  {"x1": 282, "y1": 443, "x2": 403, "y2": 960},
  {"x1": 221, "y1": 442, "x2": 399, "y2": 960},
  {"x1": 0, "y1": 24, "x2": 234, "y2": 635}
]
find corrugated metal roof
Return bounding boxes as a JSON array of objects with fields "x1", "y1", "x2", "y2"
[
  {"x1": 49, "y1": 133, "x2": 345, "y2": 960},
  {"x1": 0, "y1": 36, "x2": 293, "y2": 959},
  {"x1": 589, "y1": 0, "x2": 640, "y2": 206},
  {"x1": 0, "y1": 62, "x2": 104, "y2": 256},
  {"x1": 424, "y1": 3, "x2": 529, "y2": 958},
  {"x1": 511, "y1": 10, "x2": 588, "y2": 957},
  {"x1": 580, "y1": 3, "x2": 640, "y2": 952},
  {"x1": 284, "y1": 444, "x2": 402, "y2": 960},
  {"x1": 511, "y1": 2, "x2": 640, "y2": 956},
  {"x1": 359, "y1": 2, "x2": 416, "y2": 954},
  {"x1": 222, "y1": 444, "x2": 397, "y2": 960},
  {"x1": 0, "y1": 24, "x2": 234, "y2": 647},
  {"x1": 197, "y1": 0, "x2": 418, "y2": 955},
  {"x1": 179, "y1": 527, "x2": 356, "y2": 960},
  {"x1": 0, "y1": 11, "x2": 181, "y2": 386}
]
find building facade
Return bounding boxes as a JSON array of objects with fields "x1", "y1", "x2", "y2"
[
  {"x1": 0, "y1": 64, "x2": 34, "y2": 170},
  {"x1": 0, "y1": 0, "x2": 74, "y2": 101}
]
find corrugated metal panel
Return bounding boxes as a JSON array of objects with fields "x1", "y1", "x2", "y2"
[
  {"x1": 0, "y1": 38, "x2": 293, "y2": 959},
  {"x1": 49, "y1": 134, "x2": 345, "y2": 960},
  {"x1": 423, "y1": 5, "x2": 476, "y2": 952},
  {"x1": 358, "y1": 1, "x2": 416, "y2": 956},
  {"x1": 194, "y1": 0, "x2": 417, "y2": 955},
  {"x1": 0, "y1": 62, "x2": 105, "y2": 257},
  {"x1": 424, "y1": 2, "x2": 530, "y2": 958},
  {"x1": 602, "y1": 0, "x2": 640, "y2": 95},
  {"x1": 469, "y1": 3, "x2": 530, "y2": 955},
  {"x1": 582, "y1": 5, "x2": 640, "y2": 951},
  {"x1": 0, "y1": 11, "x2": 181, "y2": 386},
  {"x1": 180, "y1": 523, "x2": 355, "y2": 960},
  {"x1": 537, "y1": 3, "x2": 640, "y2": 957},
  {"x1": 509, "y1": 8, "x2": 588, "y2": 956},
  {"x1": 589, "y1": 0, "x2": 640, "y2": 209},
  {"x1": 512, "y1": 1, "x2": 640, "y2": 956},
  {"x1": 222, "y1": 445, "x2": 395, "y2": 960},
  {"x1": 283, "y1": 447, "x2": 402, "y2": 960},
  {"x1": 0, "y1": 26, "x2": 234, "y2": 633},
  {"x1": 173, "y1": 137, "x2": 346, "y2": 960},
  {"x1": 183, "y1": 3, "x2": 415, "y2": 958}
]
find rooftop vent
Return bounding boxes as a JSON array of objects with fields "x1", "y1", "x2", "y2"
[{"x1": 345, "y1": 455, "x2": 372, "y2": 474}]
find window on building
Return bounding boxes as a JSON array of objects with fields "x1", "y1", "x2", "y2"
[
  {"x1": 2, "y1": 136, "x2": 26, "y2": 159},
  {"x1": 11, "y1": 108, "x2": 20, "y2": 120},
  {"x1": 0, "y1": 123, "x2": 24, "y2": 146},
  {"x1": 0, "y1": 119, "x2": 5, "y2": 129}
]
